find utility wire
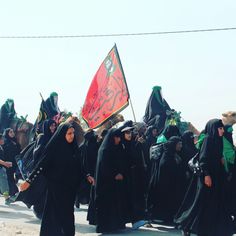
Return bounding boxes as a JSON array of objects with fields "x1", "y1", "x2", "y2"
[{"x1": 0, "y1": 27, "x2": 236, "y2": 39}]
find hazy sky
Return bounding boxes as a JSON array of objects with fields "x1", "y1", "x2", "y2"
[{"x1": 0, "y1": 0, "x2": 235, "y2": 131}]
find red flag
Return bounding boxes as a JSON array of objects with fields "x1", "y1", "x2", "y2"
[{"x1": 82, "y1": 45, "x2": 129, "y2": 129}]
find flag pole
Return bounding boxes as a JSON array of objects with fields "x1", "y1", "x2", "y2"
[
  {"x1": 129, "y1": 98, "x2": 136, "y2": 122},
  {"x1": 39, "y1": 92, "x2": 44, "y2": 101},
  {"x1": 114, "y1": 44, "x2": 137, "y2": 123}
]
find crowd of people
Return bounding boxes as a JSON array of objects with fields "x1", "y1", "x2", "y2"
[{"x1": 0, "y1": 94, "x2": 236, "y2": 236}]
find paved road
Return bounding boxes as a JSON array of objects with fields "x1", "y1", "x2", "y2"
[{"x1": 0, "y1": 196, "x2": 182, "y2": 235}]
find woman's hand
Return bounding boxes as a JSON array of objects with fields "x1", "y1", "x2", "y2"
[
  {"x1": 19, "y1": 181, "x2": 31, "y2": 192},
  {"x1": 204, "y1": 175, "x2": 212, "y2": 187},
  {"x1": 115, "y1": 173, "x2": 123, "y2": 181},
  {"x1": 87, "y1": 176, "x2": 95, "y2": 186},
  {"x1": 3, "y1": 161, "x2": 12, "y2": 168}
]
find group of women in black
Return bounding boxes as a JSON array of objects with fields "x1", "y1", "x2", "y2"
[{"x1": 19, "y1": 117, "x2": 236, "y2": 236}]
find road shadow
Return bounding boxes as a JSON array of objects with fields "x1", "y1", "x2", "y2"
[
  {"x1": 75, "y1": 224, "x2": 181, "y2": 235},
  {"x1": 0, "y1": 210, "x2": 34, "y2": 220},
  {"x1": 0, "y1": 203, "x2": 29, "y2": 211},
  {"x1": 75, "y1": 222, "x2": 96, "y2": 234}
]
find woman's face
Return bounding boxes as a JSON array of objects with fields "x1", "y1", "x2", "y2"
[
  {"x1": 53, "y1": 96, "x2": 58, "y2": 105},
  {"x1": 114, "y1": 136, "x2": 121, "y2": 145},
  {"x1": 8, "y1": 129, "x2": 15, "y2": 138},
  {"x1": 65, "y1": 127, "x2": 75, "y2": 143},
  {"x1": 175, "y1": 141, "x2": 183, "y2": 152},
  {"x1": 124, "y1": 131, "x2": 132, "y2": 141},
  {"x1": 49, "y1": 123, "x2": 57, "y2": 134},
  {"x1": 152, "y1": 128, "x2": 158, "y2": 138},
  {"x1": 218, "y1": 127, "x2": 224, "y2": 137}
]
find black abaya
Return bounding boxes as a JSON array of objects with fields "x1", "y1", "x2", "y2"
[
  {"x1": 95, "y1": 128, "x2": 126, "y2": 233},
  {"x1": 175, "y1": 119, "x2": 233, "y2": 236},
  {"x1": 26, "y1": 123, "x2": 82, "y2": 236}
]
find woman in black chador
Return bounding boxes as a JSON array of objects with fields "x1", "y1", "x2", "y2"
[
  {"x1": 175, "y1": 119, "x2": 233, "y2": 236},
  {"x1": 31, "y1": 119, "x2": 57, "y2": 218},
  {"x1": 181, "y1": 131, "x2": 198, "y2": 178},
  {"x1": 151, "y1": 136, "x2": 186, "y2": 223},
  {"x1": 95, "y1": 128, "x2": 127, "y2": 233},
  {"x1": 33, "y1": 119, "x2": 57, "y2": 165},
  {"x1": 20, "y1": 123, "x2": 82, "y2": 236},
  {"x1": 82, "y1": 130, "x2": 99, "y2": 225},
  {"x1": 145, "y1": 125, "x2": 158, "y2": 151},
  {"x1": 15, "y1": 119, "x2": 57, "y2": 219},
  {"x1": 45, "y1": 92, "x2": 60, "y2": 118},
  {"x1": 3, "y1": 128, "x2": 21, "y2": 196}
]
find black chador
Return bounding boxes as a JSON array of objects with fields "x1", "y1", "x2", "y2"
[
  {"x1": 3, "y1": 128, "x2": 21, "y2": 196},
  {"x1": 151, "y1": 136, "x2": 185, "y2": 222},
  {"x1": 82, "y1": 130, "x2": 99, "y2": 225},
  {"x1": 95, "y1": 128, "x2": 126, "y2": 233},
  {"x1": 26, "y1": 123, "x2": 82, "y2": 236},
  {"x1": 76, "y1": 130, "x2": 98, "y2": 209},
  {"x1": 145, "y1": 125, "x2": 158, "y2": 151},
  {"x1": 15, "y1": 119, "x2": 57, "y2": 217},
  {"x1": 45, "y1": 92, "x2": 60, "y2": 118},
  {"x1": 0, "y1": 99, "x2": 17, "y2": 132},
  {"x1": 121, "y1": 129, "x2": 147, "y2": 224},
  {"x1": 175, "y1": 119, "x2": 233, "y2": 236},
  {"x1": 181, "y1": 131, "x2": 198, "y2": 175}
]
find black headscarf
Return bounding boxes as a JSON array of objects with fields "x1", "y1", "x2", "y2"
[
  {"x1": 162, "y1": 125, "x2": 181, "y2": 140},
  {"x1": 33, "y1": 119, "x2": 57, "y2": 165},
  {"x1": 204, "y1": 118, "x2": 224, "y2": 153},
  {"x1": 98, "y1": 128, "x2": 121, "y2": 152},
  {"x1": 164, "y1": 136, "x2": 182, "y2": 155},
  {"x1": 199, "y1": 119, "x2": 224, "y2": 177},
  {"x1": 84, "y1": 129, "x2": 97, "y2": 144},
  {"x1": 204, "y1": 119, "x2": 224, "y2": 139},
  {"x1": 3, "y1": 128, "x2": 17, "y2": 143},
  {"x1": 181, "y1": 130, "x2": 198, "y2": 164},
  {"x1": 145, "y1": 125, "x2": 158, "y2": 148},
  {"x1": 45, "y1": 92, "x2": 60, "y2": 118},
  {"x1": 43, "y1": 122, "x2": 76, "y2": 155},
  {"x1": 42, "y1": 119, "x2": 57, "y2": 141}
]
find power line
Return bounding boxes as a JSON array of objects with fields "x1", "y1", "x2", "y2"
[{"x1": 0, "y1": 27, "x2": 236, "y2": 39}]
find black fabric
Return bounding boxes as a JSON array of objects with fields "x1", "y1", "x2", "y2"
[
  {"x1": 149, "y1": 136, "x2": 186, "y2": 221},
  {"x1": 15, "y1": 119, "x2": 56, "y2": 212},
  {"x1": 175, "y1": 119, "x2": 233, "y2": 236},
  {"x1": 83, "y1": 130, "x2": 99, "y2": 177},
  {"x1": 3, "y1": 129, "x2": 21, "y2": 196},
  {"x1": 143, "y1": 87, "x2": 171, "y2": 131},
  {"x1": 33, "y1": 119, "x2": 56, "y2": 164},
  {"x1": 45, "y1": 93, "x2": 60, "y2": 118},
  {"x1": 145, "y1": 125, "x2": 158, "y2": 151},
  {"x1": 76, "y1": 130, "x2": 99, "y2": 208},
  {"x1": 162, "y1": 125, "x2": 181, "y2": 140},
  {"x1": 27, "y1": 123, "x2": 82, "y2": 236},
  {"x1": 121, "y1": 133, "x2": 147, "y2": 223},
  {"x1": 181, "y1": 131, "x2": 198, "y2": 171},
  {"x1": 95, "y1": 128, "x2": 126, "y2": 233},
  {"x1": 0, "y1": 100, "x2": 16, "y2": 132},
  {"x1": 79, "y1": 130, "x2": 100, "y2": 225},
  {"x1": 131, "y1": 140, "x2": 149, "y2": 221}
]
